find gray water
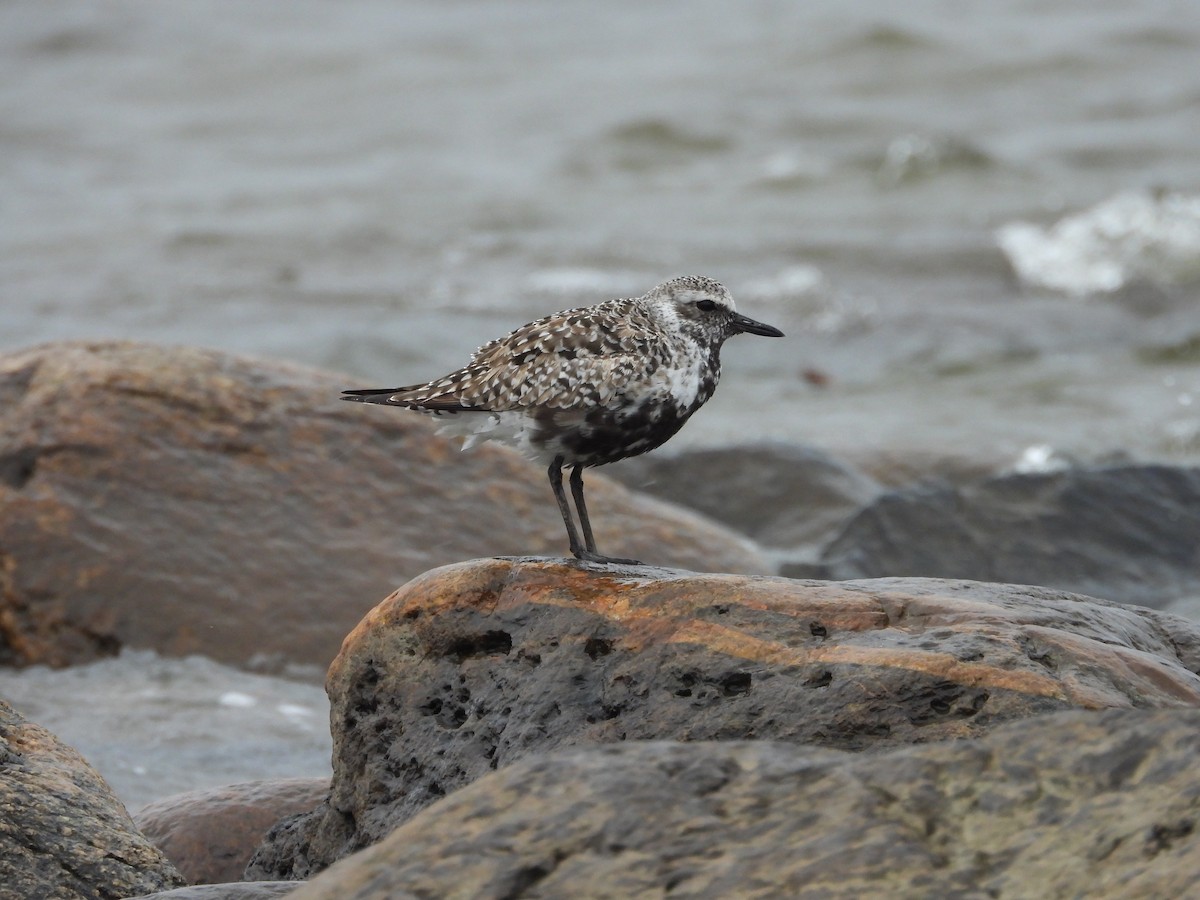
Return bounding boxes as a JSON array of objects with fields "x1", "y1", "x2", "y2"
[
  {"x1": 3, "y1": 0, "x2": 1199, "y2": 471},
  {"x1": 0, "y1": 651, "x2": 331, "y2": 812},
  {"x1": 2, "y1": 1, "x2": 1200, "y2": 808}
]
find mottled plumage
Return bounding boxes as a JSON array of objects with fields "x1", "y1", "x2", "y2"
[{"x1": 343, "y1": 275, "x2": 783, "y2": 563}]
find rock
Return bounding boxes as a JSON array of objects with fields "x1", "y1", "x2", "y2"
[
  {"x1": 0, "y1": 341, "x2": 767, "y2": 671},
  {"x1": 127, "y1": 885, "x2": 300, "y2": 900},
  {"x1": 135, "y1": 778, "x2": 331, "y2": 886},
  {"x1": 245, "y1": 558, "x2": 1200, "y2": 879},
  {"x1": 609, "y1": 443, "x2": 882, "y2": 551},
  {"x1": 0, "y1": 696, "x2": 186, "y2": 899},
  {"x1": 820, "y1": 464, "x2": 1200, "y2": 611},
  {"x1": 282, "y1": 708, "x2": 1200, "y2": 900}
]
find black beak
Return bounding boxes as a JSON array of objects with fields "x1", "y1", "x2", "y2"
[{"x1": 731, "y1": 312, "x2": 784, "y2": 337}]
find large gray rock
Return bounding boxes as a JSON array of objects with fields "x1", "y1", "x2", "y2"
[
  {"x1": 610, "y1": 443, "x2": 882, "y2": 552},
  {"x1": 283, "y1": 708, "x2": 1200, "y2": 900},
  {"x1": 819, "y1": 464, "x2": 1200, "y2": 610},
  {"x1": 246, "y1": 558, "x2": 1200, "y2": 880},
  {"x1": 0, "y1": 341, "x2": 765, "y2": 671},
  {"x1": 0, "y1": 697, "x2": 185, "y2": 900}
]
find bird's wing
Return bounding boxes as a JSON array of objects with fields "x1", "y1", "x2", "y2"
[
  {"x1": 459, "y1": 303, "x2": 667, "y2": 410},
  {"x1": 344, "y1": 298, "x2": 667, "y2": 412}
]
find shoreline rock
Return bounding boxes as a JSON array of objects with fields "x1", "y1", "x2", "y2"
[
  {"x1": 819, "y1": 464, "x2": 1200, "y2": 611},
  {"x1": 0, "y1": 696, "x2": 186, "y2": 899},
  {"x1": 0, "y1": 340, "x2": 767, "y2": 672},
  {"x1": 285, "y1": 708, "x2": 1200, "y2": 899},
  {"x1": 247, "y1": 557, "x2": 1200, "y2": 880},
  {"x1": 135, "y1": 778, "x2": 331, "y2": 886}
]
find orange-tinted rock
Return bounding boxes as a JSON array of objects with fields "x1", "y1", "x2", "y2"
[
  {"x1": 0, "y1": 696, "x2": 185, "y2": 898},
  {"x1": 135, "y1": 778, "x2": 330, "y2": 886},
  {"x1": 247, "y1": 558, "x2": 1200, "y2": 879},
  {"x1": 0, "y1": 341, "x2": 766, "y2": 670}
]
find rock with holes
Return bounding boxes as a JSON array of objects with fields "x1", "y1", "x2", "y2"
[
  {"x1": 281, "y1": 708, "x2": 1200, "y2": 900},
  {"x1": 0, "y1": 696, "x2": 187, "y2": 899},
  {"x1": 0, "y1": 341, "x2": 766, "y2": 671},
  {"x1": 245, "y1": 558, "x2": 1200, "y2": 880}
]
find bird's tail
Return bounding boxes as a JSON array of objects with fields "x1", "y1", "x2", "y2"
[
  {"x1": 341, "y1": 387, "x2": 410, "y2": 405},
  {"x1": 343, "y1": 384, "x2": 481, "y2": 412}
]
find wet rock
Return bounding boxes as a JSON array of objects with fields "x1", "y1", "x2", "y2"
[
  {"x1": 245, "y1": 558, "x2": 1200, "y2": 879},
  {"x1": 135, "y1": 778, "x2": 330, "y2": 886},
  {"x1": 0, "y1": 341, "x2": 766, "y2": 671},
  {"x1": 820, "y1": 464, "x2": 1200, "y2": 610},
  {"x1": 0, "y1": 696, "x2": 185, "y2": 899},
  {"x1": 128, "y1": 885, "x2": 300, "y2": 900},
  {"x1": 610, "y1": 443, "x2": 882, "y2": 551},
  {"x1": 284, "y1": 708, "x2": 1200, "y2": 900}
]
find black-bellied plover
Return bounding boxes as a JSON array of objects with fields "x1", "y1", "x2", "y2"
[{"x1": 343, "y1": 275, "x2": 783, "y2": 564}]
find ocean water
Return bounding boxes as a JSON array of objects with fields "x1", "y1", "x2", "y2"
[
  {"x1": 2, "y1": 0, "x2": 1198, "y2": 472},
  {"x1": 2, "y1": 2, "x2": 1200, "y2": 808},
  {"x1": 0, "y1": 651, "x2": 331, "y2": 811}
]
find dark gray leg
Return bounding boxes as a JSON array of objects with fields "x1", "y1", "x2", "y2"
[
  {"x1": 548, "y1": 456, "x2": 584, "y2": 557},
  {"x1": 569, "y1": 465, "x2": 598, "y2": 554},
  {"x1": 567, "y1": 464, "x2": 642, "y2": 566}
]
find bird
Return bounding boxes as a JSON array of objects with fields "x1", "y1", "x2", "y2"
[{"x1": 342, "y1": 275, "x2": 784, "y2": 564}]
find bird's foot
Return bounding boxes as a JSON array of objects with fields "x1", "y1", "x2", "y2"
[{"x1": 571, "y1": 550, "x2": 643, "y2": 566}]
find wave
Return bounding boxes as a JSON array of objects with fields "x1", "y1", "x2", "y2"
[{"x1": 996, "y1": 190, "x2": 1200, "y2": 297}]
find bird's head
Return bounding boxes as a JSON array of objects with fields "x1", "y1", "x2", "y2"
[{"x1": 648, "y1": 275, "x2": 784, "y2": 345}]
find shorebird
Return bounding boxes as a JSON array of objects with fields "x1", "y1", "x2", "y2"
[{"x1": 343, "y1": 275, "x2": 783, "y2": 564}]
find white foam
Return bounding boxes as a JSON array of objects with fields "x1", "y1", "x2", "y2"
[
  {"x1": 1011, "y1": 444, "x2": 1072, "y2": 475},
  {"x1": 277, "y1": 703, "x2": 314, "y2": 718},
  {"x1": 996, "y1": 190, "x2": 1200, "y2": 296},
  {"x1": 218, "y1": 690, "x2": 257, "y2": 708}
]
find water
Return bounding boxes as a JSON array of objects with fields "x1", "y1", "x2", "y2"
[
  {"x1": 2, "y1": 1, "x2": 1200, "y2": 806},
  {"x1": 0, "y1": 651, "x2": 331, "y2": 811},
  {"x1": 3, "y1": 0, "x2": 1199, "y2": 472}
]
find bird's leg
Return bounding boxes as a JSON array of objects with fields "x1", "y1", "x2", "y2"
[
  {"x1": 548, "y1": 456, "x2": 584, "y2": 558},
  {"x1": 569, "y1": 465, "x2": 598, "y2": 554},
  {"x1": 568, "y1": 464, "x2": 642, "y2": 566}
]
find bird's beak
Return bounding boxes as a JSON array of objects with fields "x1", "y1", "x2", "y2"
[{"x1": 731, "y1": 312, "x2": 784, "y2": 337}]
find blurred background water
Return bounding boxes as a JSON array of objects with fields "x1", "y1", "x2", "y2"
[
  {"x1": 2, "y1": 0, "x2": 1200, "y2": 810},
  {"x1": 3, "y1": 0, "x2": 1199, "y2": 472}
]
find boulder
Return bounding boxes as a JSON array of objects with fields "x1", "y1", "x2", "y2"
[
  {"x1": 819, "y1": 464, "x2": 1200, "y2": 610},
  {"x1": 610, "y1": 443, "x2": 882, "y2": 551},
  {"x1": 135, "y1": 778, "x2": 330, "y2": 885},
  {"x1": 0, "y1": 341, "x2": 766, "y2": 671},
  {"x1": 246, "y1": 558, "x2": 1200, "y2": 879},
  {"x1": 0, "y1": 696, "x2": 185, "y2": 899},
  {"x1": 284, "y1": 708, "x2": 1200, "y2": 900}
]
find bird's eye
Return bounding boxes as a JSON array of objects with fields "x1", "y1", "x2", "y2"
[{"x1": 696, "y1": 299, "x2": 717, "y2": 312}]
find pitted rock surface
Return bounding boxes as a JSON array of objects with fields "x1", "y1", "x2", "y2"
[{"x1": 246, "y1": 558, "x2": 1200, "y2": 879}]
